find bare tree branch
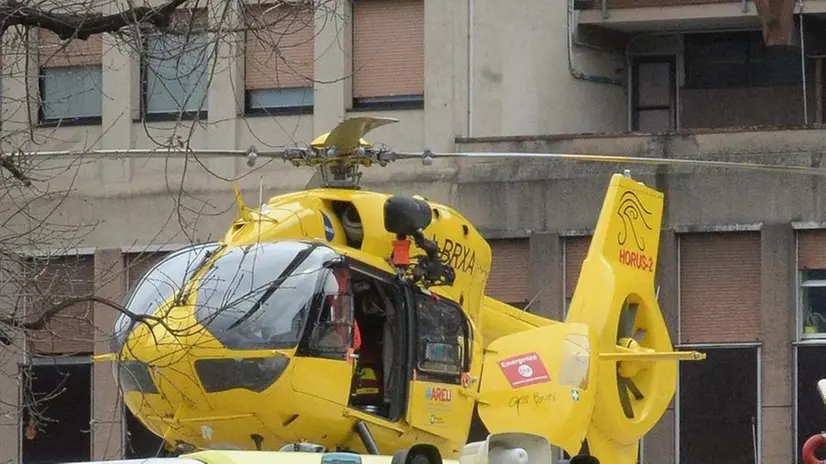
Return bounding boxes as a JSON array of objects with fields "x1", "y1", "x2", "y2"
[{"x1": 0, "y1": 0, "x2": 193, "y2": 40}]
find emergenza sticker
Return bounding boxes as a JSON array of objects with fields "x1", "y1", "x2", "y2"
[
  {"x1": 498, "y1": 352, "x2": 551, "y2": 389},
  {"x1": 321, "y1": 212, "x2": 335, "y2": 241}
]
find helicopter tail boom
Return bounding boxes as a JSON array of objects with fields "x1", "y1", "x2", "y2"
[{"x1": 477, "y1": 296, "x2": 555, "y2": 349}]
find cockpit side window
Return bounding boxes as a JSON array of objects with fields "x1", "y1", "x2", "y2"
[
  {"x1": 113, "y1": 242, "x2": 221, "y2": 352},
  {"x1": 413, "y1": 292, "x2": 468, "y2": 385},
  {"x1": 304, "y1": 267, "x2": 354, "y2": 357}
]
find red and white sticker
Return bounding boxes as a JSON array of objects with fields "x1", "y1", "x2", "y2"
[{"x1": 498, "y1": 352, "x2": 550, "y2": 389}]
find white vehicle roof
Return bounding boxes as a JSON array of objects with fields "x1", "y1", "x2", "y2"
[{"x1": 58, "y1": 451, "x2": 461, "y2": 464}]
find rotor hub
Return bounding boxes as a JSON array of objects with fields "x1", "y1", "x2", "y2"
[{"x1": 616, "y1": 337, "x2": 653, "y2": 378}]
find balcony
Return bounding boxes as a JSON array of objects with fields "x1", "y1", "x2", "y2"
[
  {"x1": 573, "y1": 0, "x2": 826, "y2": 35},
  {"x1": 609, "y1": 17, "x2": 826, "y2": 132},
  {"x1": 575, "y1": 0, "x2": 758, "y2": 32}
]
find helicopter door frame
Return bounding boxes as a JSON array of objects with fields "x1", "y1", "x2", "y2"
[
  {"x1": 404, "y1": 286, "x2": 474, "y2": 444},
  {"x1": 344, "y1": 260, "x2": 412, "y2": 424}
]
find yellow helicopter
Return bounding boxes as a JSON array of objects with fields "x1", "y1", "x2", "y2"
[{"x1": 98, "y1": 115, "x2": 818, "y2": 464}]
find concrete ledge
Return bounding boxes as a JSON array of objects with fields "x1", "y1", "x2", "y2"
[
  {"x1": 559, "y1": 228, "x2": 595, "y2": 237},
  {"x1": 673, "y1": 222, "x2": 763, "y2": 233},
  {"x1": 479, "y1": 228, "x2": 533, "y2": 239},
  {"x1": 791, "y1": 221, "x2": 826, "y2": 230}
]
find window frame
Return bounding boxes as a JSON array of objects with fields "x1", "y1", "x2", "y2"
[
  {"x1": 300, "y1": 267, "x2": 357, "y2": 360},
  {"x1": 351, "y1": 95, "x2": 424, "y2": 112},
  {"x1": 241, "y1": 2, "x2": 315, "y2": 116},
  {"x1": 673, "y1": 343, "x2": 762, "y2": 464},
  {"x1": 798, "y1": 269, "x2": 826, "y2": 340},
  {"x1": 19, "y1": 355, "x2": 94, "y2": 464},
  {"x1": 792, "y1": 343, "x2": 826, "y2": 464},
  {"x1": 138, "y1": 32, "x2": 210, "y2": 122},
  {"x1": 683, "y1": 30, "x2": 802, "y2": 89},
  {"x1": 244, "y1": 87, "x2": 314, "y2": 116},
  {"x1": 410, "y1": 289, "x2": 471, "y2": 385},
  {"x1": 37, "y1": 64, "x2": 103, "y2": 127},
  {"x1": 631, "y1": 55, "x2": 676, "y2": 132},
  {"x1": 349, "y1": 0, "x2": 425, "y2": 112}
]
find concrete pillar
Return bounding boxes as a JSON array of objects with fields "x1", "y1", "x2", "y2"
[
  {"x1": 640, "y1": 228, "x2": 678, "y2": 464},
  {"x1": 527, "y1": 231, "x2": 563, "y2": 320},
  {"x1": 0, "y1": 27, "x2": 39, "y2": 151},
  {"x1": 99, "y1": 0, "x2": 139, "y2": 183},
  {"x1": 313, "y1": 0, "x2": 352, "y2": 133},
  {"x1": 92, "y1": 249, "x2": 125, "y2": 460},
  {"x1": 0, "y1": 338, "x2": 22, "y2": 464},
  {"x1": 658, "y1": 229, "x2": 679, "y2": 343},
  {"x1": 205, "y1": 0, "x2": 243, "y2": 181},
  {"x1": 423, "y1": 0, "x2": 468, "y2": 152},
  {"x1": 759, "y1": 223, "x2": 795, "y2": 463},
  {"x1": 0, "y1": 258, "x2": 25, "y2": 463},
  {"x1": 100, "y1": 27, "x2": 137, "y2": 185},
  {"x1": 644, "y1": 409, "x2": 675, "y2": 464}
]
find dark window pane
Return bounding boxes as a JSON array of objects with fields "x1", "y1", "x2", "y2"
[
  {"x1": 797, "y1": 345, "x2": 826, "y2": 461},
  {"x1": 637, "y1": 62, "x2": 671, "y2": 107},
  {"x1": 679, "y1": 347, "x2": 758, "y2": 463},
  {"x1": 21, "y1": 363, "x2": 91, "y2": 464},
  {"x1": 684, "y1": 31, "x2": 801, "y2": 88}
]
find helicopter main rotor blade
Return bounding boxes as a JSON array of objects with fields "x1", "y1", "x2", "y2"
[
  {"x1": 393, "y1": 151, "x2": 826, "y2": 176},
  {"x1": 5, "y1": 147, "x2": 300, "y2": 160},
  {"x1": 322, "y1": 116, "x2": 399, "y2": 154}
]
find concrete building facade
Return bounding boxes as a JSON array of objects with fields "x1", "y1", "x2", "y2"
[{"x1": 3, "y1": 0, "x2": 826, "y2": 463}]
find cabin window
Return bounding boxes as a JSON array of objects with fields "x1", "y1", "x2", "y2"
[
  {"x1": 306, "y1": 268, "x2": 355, "y2": 357},
  {"x1": 194, "y1": 242, "x2": 338, "y2": 350},
  {"x1": 115, "y1": 242, "x2": 220, "y2": 351},
  {"x1": 413, "y1": 292, "x2": 468, "y2": 384}
]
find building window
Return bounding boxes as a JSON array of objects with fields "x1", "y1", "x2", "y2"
[
  {"x1": 678, "y1": 232, "x2": 761, "y2": 344},
  {"x1": 244, "y1": 3, "x2": 314, "y2": 115},
  {"x1": 123, "y1": 406, "x2": 169, "y2": 458},
  {"x1": 796, "y1": 230, "x2": 826, "y2": 339},
  {"x1": 564, "y1": 235, "x2": 591, "y2": 318},
  {"x1": 677, "y1": 345, "x2": 760, "y2": 463},
  {"x1": 800, "y1": 270, "x2": 826, "y2": 337},
  {"x1": 559, "y1": 443, "x2": 643, "y2": 462},
  {"x1": 351, "y1": 0, "x2": 424, "y2": 110},
  {"x1": 631, "y1": 56, "x2": 675, "y2": 132},
  {"x1": 142, "y1": 11, "x2": 209, "y2": 120},
  {"x1": 23, "y1": 254, "x2": 96, "y2": 355},
  {"x1": 485, "y1": 239, "x2": 530, "y2": 307},
  {"x1": 796, "y1": 345, "x2": 826, "y2": 462},
  {"x1": 684, "y1": 31, "x2": 801, "y2": 89},
  {"x1": 21, "y1": 358, "x2": 92, "y2": 463},
  {"x1": 37, "y1": 30, "x2": 102, "y2": 125}
]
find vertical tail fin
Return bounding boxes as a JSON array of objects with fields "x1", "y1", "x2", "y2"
[
  {"x1": 564, "y1": 173, "x2": 704, "y2": 463},
  {"x1": 472, "y1": 173, "x2": 703, "y2": 462}
]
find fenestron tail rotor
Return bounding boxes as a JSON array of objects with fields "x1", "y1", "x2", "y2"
[{"x1": 616, "y1": 301, "x2": 645, "y2": 420}]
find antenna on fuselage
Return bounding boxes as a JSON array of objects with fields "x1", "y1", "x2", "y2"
[{"x1": 259, "y1": 175, "x2": 264, "y2": 207}]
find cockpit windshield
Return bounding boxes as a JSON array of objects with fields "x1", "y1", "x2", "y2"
[
  {"x1": 113, "y1": 242, "x2": 221, "y2": 351},
  {"x1": 193, "y1": 241, "x2": 339, "y2": 350}
]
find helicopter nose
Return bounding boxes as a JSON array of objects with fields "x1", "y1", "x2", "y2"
[{"x1": 118, "y1": 318, "x2": 208, "y2": 404}]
